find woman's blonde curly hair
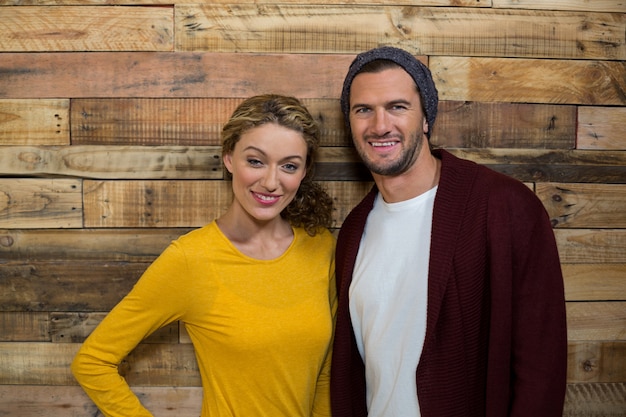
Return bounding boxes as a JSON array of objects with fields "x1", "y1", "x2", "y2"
[{"x1": 221, "y1": 94, "x2": 334, "y2": 235}]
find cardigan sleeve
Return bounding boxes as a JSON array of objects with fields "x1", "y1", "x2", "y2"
[{"x1": 490, "y1": 181, "x2": 567, "y2": 416}]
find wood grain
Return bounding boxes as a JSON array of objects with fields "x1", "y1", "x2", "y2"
[
  {"x1": 556, "y1": 229, "x2": 626, "y2": 264},
  {"x1": 0, "y1": 146, "x2": 223, "y2": 179},
  {"x1": 0, "y1": 52, "x2": 354, "y2": 99},
  {"x1": 0, "y1": 179, "x2": 82, "y2": 228},
  {"x1": 537, "y1": 183, "x2": 626, "y2": 228},
  {"x1": 431, "y1": 57, "x2": 626, "y2": 105},
  {"x1": 0, "y1": 383, "x2": 624, "y2": 417},
  {"x1": 175, "y1": 5, "x2": 625, "y2": 59},
  {"x1": 0, "y1": 99, "x2": 69, "y2": 145},
  {"x1": 577, "y1": 106, "x2": 626, "y2": 150},
  {"x1": 0, "y1": 6, "x2": 173, "y2": 51}
]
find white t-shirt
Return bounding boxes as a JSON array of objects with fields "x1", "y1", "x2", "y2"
[{"x1": 349, "y1": 186, "x2": 436, "y2": 417}]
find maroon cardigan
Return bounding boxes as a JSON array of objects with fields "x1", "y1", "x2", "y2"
[{"x1": 330, "y1": 149, "x2": 567, "y2": 417}]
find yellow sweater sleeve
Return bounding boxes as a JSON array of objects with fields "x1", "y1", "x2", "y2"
[{"x1": 71, "y1": 241, "x2": 191, "y2": 417}]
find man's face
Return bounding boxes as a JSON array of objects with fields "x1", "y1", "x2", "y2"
[{"x1": 348, "y1": 67, "x2": 429, "y2": 176}]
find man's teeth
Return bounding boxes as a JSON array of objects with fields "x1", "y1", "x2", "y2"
[{"x1": 371, "y1": 142, "x2": 395, "y2": 147}]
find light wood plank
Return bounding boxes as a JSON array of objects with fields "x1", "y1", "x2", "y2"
[
  {"x1": 556, "y1": 229, "x2": 626, "y2": 264},
  {"x1": 0, "y1": 383, "x2": 624, "y2": 417},
  {"x1": 1, "y1": 341, "x2": 621, "y2": 385},
  {"x1": 175, "y1": 5, "x2": 625, "y2": 60},
  {"x1": 0, "y1": 385, "x2": 202, "y2": 417},
  {"x1": 536, "y1": 183, "x2": 626, "y2": 228},
  {"x1": 0, "y1": 179, "x2": 82, "y2": 228},
  {"x1": 0, "y1": 6, "x2": 173, "y2": 52},
  {"x1": 0, "y1": 342, "x2": 201, "y2": 386},
  {"x1": 0, "y1": 0, "x2": 486, "y2": 5},
  {"x1": 0, "y1": 99, "x2": 69, "y2": 145},
  {"x1": 563, "y1": 264, "x2": 626, "y2": 301},
  {"x1": 578, "y1": 106, "x2": 626, "y2": 150},
  {"x1": 566, "y1": 302, "x2": 626, "y2": 341},
  {"x1": 0, "y1": 52, "x2": 353, "y2": 99},
  {"x1": 0, "y1": 146, "x2": 223, "y2": 179},
  {"x1": 83, "y1": 180, "x2": 373, "y2": 228},
  {"x1": 567, "y1": 341, "x2": 626, "y2": 383},
  {"x1": 0, "y1": 228, "x2": 189, "y2": 262},
  {"x1": 494, "y1": 0, "x2": 626, "y2": 13},
  {"x1": 431, "y1": 57, "x2": 626, "y2": 105}
]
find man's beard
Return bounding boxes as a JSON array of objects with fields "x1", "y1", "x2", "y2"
[{"x1": 354, "y1": 131, "x2": 423, "y2": 176}]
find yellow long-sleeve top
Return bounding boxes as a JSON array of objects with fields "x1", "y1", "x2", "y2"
[{"x1": 71, "y1": 221, "x2": 336, "y2": 417}]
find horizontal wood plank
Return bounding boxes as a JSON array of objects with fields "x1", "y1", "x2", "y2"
[
  {"x1": 0, "y1": 6, "x2": 173, "y2": 52},
  {"x1": 566, "y1": 302, "x2": 626, "y2": 341},
  {"x1": 83, "y1": 180, "x2": 373, "y2": 228},
  {"x1": 0, "y1": 228, "x2": 188, "y2": 261},
  {"x1": 0, "y1": 99, "x2": 69, "y2": 145},
  {"x1": 0, "y1": 146, "x2": 223, "y2": 179},
  {"x1": 0, "y1": 0, "x2": 486, "y2": 5},
  {"x1": 0, "y1": 383, "x2": 624, "y2": 417},
  {"x1": 568, "y1": 341, "x2": 626, "y2": 383},
  {"x1": 49, "y1": 312, "x2": 179, "y2": 343},
  {"x1": 0, "y1": 312, "x2": 49, "y2": 342},
  {"x1": 0, "y1": 52, "x2": 353, "y2": 99},
  {"x1": 432, "y1": 101, "x2": 575, "y2": 149},
  {"x1": 431, "y1": 57, "x2": 626, "y2": 105},
  {"x1": 537, "y1": 183, "x2": 626, "y2": 228},
  {"x1": 577, "y1": 106, "x2": 626, "y2": 150},
  {"x1": 70, "y1": 98, "x2": 347, "y2": 146},
  {"x1": 556, "y1": 229, "x2": 626, "y2": 264},
  {"x1": 176, "y1": 5, "x2": 625, "y2": 60},
  {"x1": 0, "y1": 179, "x2": 82, "y2": 228},
  {"x1": 0, "y1": 385, "x2": 202, "y2": 417},
  {"x1": 1, "y1": 341, "x2": 621, "y2": 385},
  {"x1": 563, "y1": 264, "x2": 626, "y2": 301},
  {"x1": 493, "y1": 0, "x2": 626, "y2": 13}
]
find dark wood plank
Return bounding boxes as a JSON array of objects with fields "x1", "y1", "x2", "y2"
[
  {"x1": 0, "y1": 261, "x2": 148, "y2": 312},
  {"x1": 0, "y1": 312, "x2": 49, "y2": 342},
  {"x1": 432, "y1": 101, "x2": 576, "y2": 149}
]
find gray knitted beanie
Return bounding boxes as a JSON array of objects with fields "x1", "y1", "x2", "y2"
[{"x1": 340, "y1": 46, "x2": 439, "y2": 139}]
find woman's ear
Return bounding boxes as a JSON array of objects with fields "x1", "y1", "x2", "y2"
[{"x1": 223, "y1": 153, "x2": 233, "y2": 173}]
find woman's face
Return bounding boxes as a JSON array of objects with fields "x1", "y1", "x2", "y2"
[{"x1": 223, "y1": 123, "x2": 308, "y2": 224}]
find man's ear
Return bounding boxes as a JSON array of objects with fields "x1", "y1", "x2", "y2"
[{"x1": 423, "y1": 117, "x2": 429, "y2": 135}]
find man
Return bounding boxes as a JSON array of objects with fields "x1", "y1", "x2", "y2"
[{"x1": 330, "y1": 46, "x2": 567, "y2": 417}]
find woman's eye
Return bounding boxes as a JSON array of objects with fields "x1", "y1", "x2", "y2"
[
  {"x1": 247, "y1": 158, "x2": 262, "y2": 167},
  {"x1": 283, "y1": 163, "x2": 299, "y2": 172}
]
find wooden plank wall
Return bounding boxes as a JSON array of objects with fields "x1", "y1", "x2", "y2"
[{"x1": 0, "y1": 1, "x2": 625, "y2": 415}]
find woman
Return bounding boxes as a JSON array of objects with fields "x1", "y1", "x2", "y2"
[{"x1": 71, "y1": 94, "x2": 336, "y2": 417}]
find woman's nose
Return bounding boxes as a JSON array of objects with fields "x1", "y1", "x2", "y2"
[{"x1": 260, "y1": 168, "x2": 279, "y2": 191}]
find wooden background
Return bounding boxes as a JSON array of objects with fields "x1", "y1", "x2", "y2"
[{"x1": 0, "y1": 1, "x2": 625, "y2": 415}]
